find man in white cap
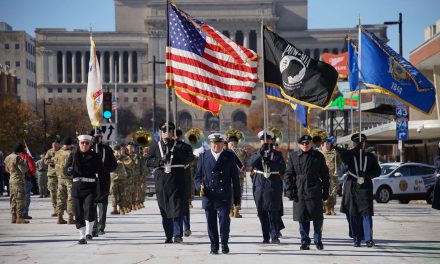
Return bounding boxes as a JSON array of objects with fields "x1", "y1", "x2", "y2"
[
  {"x1": 195, "y1": 132, "x2": 241, "y2": 254},
  {"x1": 248, "y1": 130, "x2": 286, "y2": 244},
  {"x1": 65, "y1": 134, "x2": 103, "y2": 244}
]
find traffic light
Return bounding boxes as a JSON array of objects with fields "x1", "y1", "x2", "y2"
[{"x1": 102, "y1": 92, "x2": 113, "y2": 121}]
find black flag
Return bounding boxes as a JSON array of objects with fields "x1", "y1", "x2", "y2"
[{"x1": 263, "y1": 26, "x2": 338, "y2": 108}]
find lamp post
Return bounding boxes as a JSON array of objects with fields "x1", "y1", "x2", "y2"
[
  {"x1": 143, "y1": 56, "x2": 165, "y2": 131},
  {"x1": 384, "y1": 13, "x2": 404, "y2": 162}
]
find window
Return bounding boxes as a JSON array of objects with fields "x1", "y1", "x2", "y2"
[
  {"x1": 411, "y1": 166, "x2": 435, "y2": 176},
  {"x1": 58, "y1": 88, "x2": 62, "y2": 93},
  {"x1": 252, "y1": 95, "x2": 256, "y2": 101},
  {"x1": 17, "y1": 79, "x2": 20, "y2": 84},
  {"x1": 16, "y1": 61, "x2": 20, "y2": 67},
  {"x1": 142, "y1": 88, "x2": 147, "y2": 93},
  {"x1": 67, "y1": 88, "x2": 72, "y2": 93},
  {"x1": 77, "y1": 88, "x2": 81, "y2": 93},
  {"x1": 5, "y1": 61, "x2": 10, "y2": 67},
  {"x1": 396, "y1": 166, "x2": 411, "y2": 177},
  {"x1": 124, "y1": 88, "x2": 128, "y2": 93},
  {"x1": 142, "y1": 97, "x2": 147, "y2": 102},
  {"x1": 4, "y1": 43, "x2": 9, "y2": 49},
  {"x1": 133, "y1": 97, "x2": 138, "y2": 102},
  {"x1": 48, "y1": 88, "x2": 53, "y2": 93},
  {"x1": 133, "y1": 88, "x2": 138, "y2": 93},
  {"x1": 15, "y1": 43, "x2": 20, "y2": 50},
  {"x1": 48, "y1": 98, "x2": 53, "y2": 103},
  {"x1": 124, "y1": 97, "x2": 129, "y2": 102},
  {"x1": 77, "y1": 98, "x2": 82, "y2": 103}
]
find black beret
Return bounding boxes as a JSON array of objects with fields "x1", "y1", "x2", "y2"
[
  {"x1": 298, "y1": 135, "x2": 312, "y2": 143},
  {"x1": 14, "y1": 143, "x2": 25, "y2": 153},
  {"x1": 63, "y1": 137, "x2": 73, "y2": 145},
  {"x1": 89, "y1": 128, "x2": 103, "y2": 137},
  {"x1": 351, "y1": 133, "x2": 367, "y2": 142}
]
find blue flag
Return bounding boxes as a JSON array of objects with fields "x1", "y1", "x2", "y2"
[
  {"x1": 357, "y1": 26, "x2": 436, "y2": 113},
  {"x1": 265, "y1": 85, "x2": 309, "y2": 128},
  {"x1": 347, "y1": 38, "x2": 359, "y2": 92}
]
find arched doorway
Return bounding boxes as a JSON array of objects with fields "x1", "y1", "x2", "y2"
[
  {"x1": 205, "y1": 112, "x2": 220, "y2": 132},
  {"x1": 231, "y1": 110, "x2": 247, "y2": 129},
  {"x1": 178, "y1": 111, "x2": 192, "y2": 132}
]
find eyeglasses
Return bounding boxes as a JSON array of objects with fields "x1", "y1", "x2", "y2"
[
  {"x1": 80, "y1": 141, "x2": 90, "y2": 145},
  {"x1": 300, "y1": 141, "x2": 311, "y2": 146}
]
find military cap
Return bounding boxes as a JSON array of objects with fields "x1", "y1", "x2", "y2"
[
  {"x1": 77, "y1": 134, "x2": 93, "y2": 142},
  {"x1": 208, "y1": 133, "x2": 225, "y2": 142},
  {"x1": 53, "y1": 136, "x2": 61, "y2": 144},
  {"x1": 257, "y1": 130, "x2": 274, "y2": 140},
  {"x1": 298, "y1": 134, "x2": 312, "y2": 143},
  {"x1": 63, "y1": 137, "x2": 73, "y2": 145},
  {"x1": 14, "y1": 143, "x2": 25, "y2": 153},
  {"x1": 312, "y1": 135, "x2": 322, "y2": 144},
  {"x1": 351, "y1": 133, "x2": 367, "y2": 143},
  {"x1": 89, "y1": 128, "x2": 103, "y2": 137},
  {"x1": 159, "y1": 121, "x2": 176, "y2": 131},
  {"x1": 228, "y1": 135, "x2": 239, "y2": 143}
]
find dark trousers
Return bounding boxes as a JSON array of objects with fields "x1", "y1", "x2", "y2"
[
  {"x1": 183, "y1": 211, "x2": 190, "y2": 231},
  {"x1": 159, "y1": 208, "x2": 183, "y2": 238},
  {"x1": 205, "y1": 206, "x2": 231, "y2": 250},
  {"x1": 349, "y1": 215, "x2": 373, "y2": 243},
  {"x1": 0, "y1": 166, "x2": 4, "y2": 194},
  {"x1": 299, "y1": 219, "x2": 323, "y2": 245},
  {"x1": 258, "y1": 209, "x2": 280, "y2": 240},
  {"x1": 72, "y1": 183, "x2": 97, "y2": 229},
  {"x1": 93, "y1": 199, "x2": 108, "y2": 233}
]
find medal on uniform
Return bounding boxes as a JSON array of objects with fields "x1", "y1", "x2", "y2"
[{"x1": 164, "y1": 163, "x2": 171, "y2": 174}]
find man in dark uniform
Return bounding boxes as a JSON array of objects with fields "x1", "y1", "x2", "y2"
[
  {"x1": 146, "y1": 122, "x2": 193, "y2": 243},
  {"x1": 285, "y1": 135, "x2": 329, "y2": 250},
  {"x1": 334, "y1": 133, "x2": 381, "y2": 247},
  {"x1": 432, "y1": 141, "x2": 440, "y2": 210},
  {"x1": 195, "y1": 133, "x2": 241, "y2": 254},
  {"x1": 90, "y1": 129, "x2": 117, "y2": 236},
  {"x1": 248, "y1": 130, "x2": 286, "y2": 244},
  {"x1": 65, "y1": 134, "x2": 103, "y2": 244},
  {"x1": 175, "y1": 129, "x2": 195, "y2": 237}
]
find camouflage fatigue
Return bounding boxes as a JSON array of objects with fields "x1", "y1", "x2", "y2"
[
  {"x1": 44, "y1": 148, "x2": 59, "y2": 211},
  {"x1": 320, "y1": 149, "x2": 339, "y2": 213},
  {"x1": 124, "y1": 154, "x2": 136, "y2": 208},
  {"x1": 232, "y1": 148, "x2": 248, "y2": 210},
  {"x1": 5, "y1": 153, "x2": 28, "y2": 217},
  {"x1": 111, "y1": 155, "x2": 128, "y2": 209},
  {"x1": 35, "y1": 159, "x2": 48, "y2": 196},
  {"x1": 54, "y1": 147, "x2": 73, "y2": 216}
]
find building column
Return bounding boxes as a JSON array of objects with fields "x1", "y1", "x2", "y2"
[
  {"x1": 81, "y1": 51, "x2": 86, "y2": 83},
  {"x1": 119, "y1": 51, "x2": 123, "y2": 83},
  {"x1": 128, "y1": 51, "x2": 133, "y2": 83},
  {"x1": 243, "y1": 30, "x2": 249, "y2": 48},
  {"x1": 72, "y1": 52, "x2": 76, "y2": 83},
  {"x1": 62, "y1": 51, "x2": 67, "y2": 83},
  {"x1": 109, "y1": 52, "x2": 114, "y2": 83},
  {"x1": 99, "y1": 51, "x2": 104, "y2": 82}
]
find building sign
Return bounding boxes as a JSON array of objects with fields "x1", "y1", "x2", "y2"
[{"x1": 321, "y1": 52, "x2": 348, "y2": 76}]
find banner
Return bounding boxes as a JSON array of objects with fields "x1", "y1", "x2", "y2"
[
  {"x1": 322, "y1": 52, "x2": 348, "y2": 77},
  {"x1": 86, "y1": 36, "x2": 103, "y2": 127}
]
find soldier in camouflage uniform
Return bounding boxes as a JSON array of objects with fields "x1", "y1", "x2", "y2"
[
  {"x1": 227, "y1": 135, "x2": 248, "y2": 218},
  {"x1": 44, "y1": 138, "x2": 61, "y2": 217},
  {"x1": 35, "y1": 154, "x2": 48, "y2": 198},
  {"x1": 126, "y1": 142, "x2": 141, "y2": 210},
  {"x1": 54, "y1": 137, "x2": 74, "y2": 224},
  {"x1": 5, "y1": 143, "x2": 29, "y2": 224},
  {"x1": 110, "y1": 145, "x2": 127, "y2": 215},
  {"x1": 319, "y1": 138, "x2": 340, "y2": 215}
]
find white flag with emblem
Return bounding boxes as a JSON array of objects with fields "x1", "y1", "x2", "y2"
[{"x1": 86, "y1": 36, "x2": 103, "y2": 127}]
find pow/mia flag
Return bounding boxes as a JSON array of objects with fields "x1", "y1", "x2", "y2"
[{"x1": 263, "y1": 25, "x2": 338, "y2": 108}]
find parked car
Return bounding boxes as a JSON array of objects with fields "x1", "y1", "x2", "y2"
[{"x1": 373, "y1": 162, "x2": 437, "y2": 204}]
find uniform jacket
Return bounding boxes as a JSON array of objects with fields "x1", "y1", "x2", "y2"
[
  {"x1": 44, "y1": 148, "x2": 59, "y2": 177},
  {"x1": 195, "y1": 150, "x2": 241, "y2": 210},
  {"x1": 248, "y1": 149, "x2": 285, "y2": 212},
  {"x1": 93, "y1": 143, "x2": 117, "y2": 202},
  {"x1": 175, "y1": 140, "x2": 195, "y2": 201},
  {"x1": 285, "y1": 149, "x2": 329, "y2": 222},
  {"x1": 111, "y1": 154, "x2": 129, "y2": 181},
  {"x1": 5, "y1": 153, "x2": 28, "y2": 185},
  {"x1": 53, "y1": 147, "x2": 72, "y2": 179},
  {"x1": 335, "y1": 146, "x2": 381, "y2": 216},
  {"x1": 146, "y1": 139, "x2": 193, "y2": 218},
  {"x1": 432, "y1": 154, "x2": 440, "y2": 210},
  {"x1": 19, "y1": 152, "x2": 36, "y2": 180}
]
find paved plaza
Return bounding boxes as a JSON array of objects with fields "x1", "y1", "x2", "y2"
[{"x1": 1, "y1": 177, "x2": 439, "y2": 264}]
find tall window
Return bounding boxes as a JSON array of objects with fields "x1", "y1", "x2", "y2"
[
  {"x1": 205, "y1": 112, "x2": 220, "y2": 131},
  {"x1": 178, "y1": 111, "x2": 192, "y2": 132}
]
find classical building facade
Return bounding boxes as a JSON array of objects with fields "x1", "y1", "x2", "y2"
[
  {"x1": 0, "y1": 22, "x2": 36, "y2": 108},
  {"x1": 36, "y1": 0, "x2": 388, "y2": 136}
]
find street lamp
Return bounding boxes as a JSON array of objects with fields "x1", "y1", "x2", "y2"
[{"x1": 142, "y1": 56, "x2": 165, "y2": 131}]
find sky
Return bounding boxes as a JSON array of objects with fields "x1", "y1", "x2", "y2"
[{"x1": 1, "y1": 0, "x2": 439, "y2": 59}]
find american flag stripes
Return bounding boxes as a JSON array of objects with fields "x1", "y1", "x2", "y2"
[{"x1": 166, "y1": 2, "x2": 259, "y2": 107}]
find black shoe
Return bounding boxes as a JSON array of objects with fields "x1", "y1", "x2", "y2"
[
  {"x1": 173, "y1": 236, "x2": 183, "y2": 243},
  {"x1": 262, "y1": 239, "x2": 270, "y2": 244},
  {"x1": 271, "y1": 238, "x2": 280, "y2": 244},
  {"x1": 98, "y1": 230, "x2": 105, "y2": 235},
  {"x1": 300, "y1": 244, "x2": 310, "y2": 250},
  {"x1": 85, "y1": 234, "x2": 93, "y2": 240},
  {"x1": 23, "y1": 215, "x2": 32, "y2": 219},
  {"x1": 184, "y1": 230, "x2": 192, "y2": 237},
  {"x1": 92, "y1": 231, "x2": 99, "y2": 237},
  {"x1": 354, "y1": 242, "x2": 361, "y2": 247},
  {"x1": 78, "y1": 238, "x2": 87, "y2": 244},
  {"x1": 210, "y1": 249, "x2": 219, "y2": 255},
  {"x1": 221, "y1": 244, "x2": 229, "y2": 254},
  {"x1": 314, "y1": 241, "x2": 324, "y2": 250},
  {"x1": 165, "y1": 238, "x2": 173, "y2": 244},
  {"x1": 366, "y1": 240, "x2": 375, "y2": 248}
]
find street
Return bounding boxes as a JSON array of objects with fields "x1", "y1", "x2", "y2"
[{"x1": 0, "y1": 176, "x2": 439, "y2": 264}]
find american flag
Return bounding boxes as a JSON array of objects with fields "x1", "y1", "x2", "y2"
[
  {"x1": 112, "y1": 96, "x2": 118, "y2": 110},
  {"x1": 166, "y1": 2, "x2": 259, "y2": 107}
]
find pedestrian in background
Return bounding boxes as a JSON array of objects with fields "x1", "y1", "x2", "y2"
[
  {"x1": 54, "y1": 137, "x2": 74, "y2": 224},
  {"x1": 35, "y1": 154, "x2": 48, "y2": 198},
  {"x1": 285, "y1": 135, "x2": 329, "y2": 250},
  {"x1": 319, "y1": 137, "x2": 340, "y2": 215},
  {"x1": 20, "y1": 148, "x2": 36, "y2": 220},
  {"x1": 44, "y1": 138, "x2": 61, "y2": 217}
]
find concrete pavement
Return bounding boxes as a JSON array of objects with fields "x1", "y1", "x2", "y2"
[{"x1": 1, "y1": 177, "x2": 439, "y2": 264}]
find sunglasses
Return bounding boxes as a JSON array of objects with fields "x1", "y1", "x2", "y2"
[
  {"x1": 300, "y1": 141, "x2": 311, "y2": 145},
  {"x1": 80, "y1": 141, "x2": 90, "y2": 145}
]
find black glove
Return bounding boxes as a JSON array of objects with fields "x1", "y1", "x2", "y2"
[
  {"x1": 322, "y1": 190, "x2": 329, "y2": 201},
  {"x1": 161, "y1": 152, "x2": 172, "y2": 163},
  {"x1": 358, "y1": 171, "x2": 366, "y2": 179}
]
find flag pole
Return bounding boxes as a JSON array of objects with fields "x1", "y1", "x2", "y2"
[
  {"x1": 165, "y1": 0, "x2": 170, "y2": 135},
  {"x1": 261, "y1": 19, "x2": 268, "y2": 143},
  {"x1": 114, "y1": 62, "x2": 118, "y2": 125},
  {"x1": 358, "y1": 15, "x2": 363, "y2": 171}
]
